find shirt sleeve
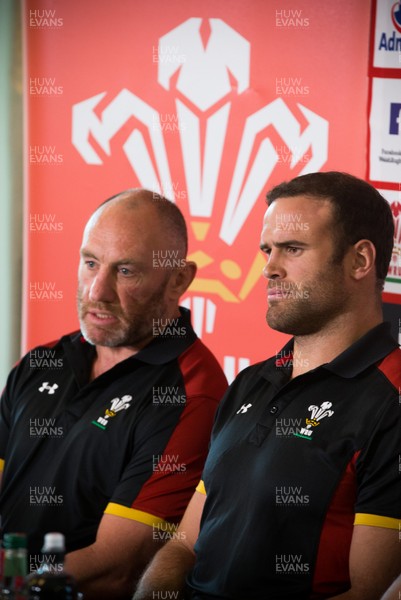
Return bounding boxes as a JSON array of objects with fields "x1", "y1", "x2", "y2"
[
  {"x1": 354, "y1": 397, "x2": 401, "y2": 529},
  {"x1": 105, "y1": 392, "x2": 220, "y2": 526},
  {"x1": 196, "y1": 480, "x2": 206, "y2": 495},
  {"x1": 105, "y1": 339, "x2": 227, "y2": 526}
]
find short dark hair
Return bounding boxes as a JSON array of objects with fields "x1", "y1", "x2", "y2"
[
  {"x1": 98, "y1": 188, "x2": 188, "y2": 256},
  {"x1": 266, "y1": 171, "x2": 394, "y2": 289}
]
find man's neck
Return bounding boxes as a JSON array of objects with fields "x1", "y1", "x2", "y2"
[
  {"x1": 290, "y1": 309, "x2": 383, "y2": 379},
  {"x1": 90, "y1": 345, "x2": 141, "y2": 380}
]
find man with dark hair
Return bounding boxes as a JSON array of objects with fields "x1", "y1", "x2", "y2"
[
  {"x1": 0, "y1": 189, "x2": 227, "y2": 599},
  {"x1": 135, "y1": 172, "x2": 401, "y2": 600},
  {"x1": 266, "y1": 171, "x2": 394, "y2": 290}
]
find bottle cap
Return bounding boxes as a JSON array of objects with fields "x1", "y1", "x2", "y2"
[
  {"x1": 3, "y1": 533, "x2": 27, "y2": 549},
  {"x1": 41, "y1": 532, "x2": 65, "y2": 553}
]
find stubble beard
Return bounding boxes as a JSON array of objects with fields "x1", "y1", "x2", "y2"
[
  {"x1": 266, "y1": 265, "x2": 349, "y2": 337},
  {"x1": 77, "y1": 283, "x2": 169, "y2": 349}
]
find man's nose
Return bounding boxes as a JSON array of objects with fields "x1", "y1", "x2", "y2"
[
  {"x1": 89, "y1": 269, "x2": 116, "y2": 303},
  {"x1": 262, "y1": 250, "x2": 285, "y2": 280}
]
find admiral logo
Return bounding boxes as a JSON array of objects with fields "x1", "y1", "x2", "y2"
[
  {"x1": 294, "y1": 401, "x2": 334, "y2": 440},
  {"x1": 390, "y1": 103, "x2": 401, "y2": 135},
  {"x1": 92, "y1": 395, "x2": 132, "y2": 430},
  {"x1": 392, "y1": 1, "x2": 401, "y2": 33},
  {"x1": 378, "y1": 1, "x2": 401, "y2": 52}
]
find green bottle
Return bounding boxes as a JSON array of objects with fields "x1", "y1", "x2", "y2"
[{"x1": 0, "y1": 533, "x2": 28, "y2": 599}]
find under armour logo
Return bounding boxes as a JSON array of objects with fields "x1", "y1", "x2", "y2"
[
  {"x1": 237, "y1": 403, "x2": 252, "y2": 414},
  {"x1": 39, "y1": 382, "x2": 59, "y2": 395}
]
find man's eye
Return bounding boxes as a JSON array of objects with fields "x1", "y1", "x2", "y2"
[
  {"x1": 119, "y1": 267, "x2": 132, "y2": 276},
  {"x1": 287, "y1": 246, "x2": 301, "y2": 254},
  {"x1": 85, "y1": 260, "x2": 96, "y2": 268}
]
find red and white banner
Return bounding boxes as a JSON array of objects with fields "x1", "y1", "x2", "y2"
[
  {"x1": 23, "y1": 0, "x2": 371, "y2": 380},
  {"x1": 368, "y1": 0, "x2": 401, "y2": 303}
]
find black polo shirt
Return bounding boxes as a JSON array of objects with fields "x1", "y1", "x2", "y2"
[
  {"x1": 0, "y1": 308, "x2": 227, "y2": 557},
  {"x1": 188, "y1": 322, "x2": 401, "y2": 600}
]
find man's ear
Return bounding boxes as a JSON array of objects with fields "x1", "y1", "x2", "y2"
[
  {"x1": 349, "y1": 239, "x2": 376, "y2": 281},
  {"x1": 168, "y1": 261, "x2": 197, "y2": 298}
]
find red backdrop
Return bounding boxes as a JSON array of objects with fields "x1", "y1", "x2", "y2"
[{"x1": 23, "y1": 0, "x2": 377, "y2": 380}]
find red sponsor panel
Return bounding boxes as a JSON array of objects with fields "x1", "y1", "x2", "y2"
[{"x1": 23, "y1": 0, "x2": 370, "y2": 379}]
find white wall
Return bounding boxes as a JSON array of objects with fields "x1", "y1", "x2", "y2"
[{"x1": 0, "y1": 0, "x2": 23, "y2": 384}]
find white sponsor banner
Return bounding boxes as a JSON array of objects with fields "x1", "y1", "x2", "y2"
[
  {"x1": 373, "y1": 0, "x2": 401, "y2": 69},
  {"x1": 369, "y1": 78, "x2": 401, "y2": 183}
]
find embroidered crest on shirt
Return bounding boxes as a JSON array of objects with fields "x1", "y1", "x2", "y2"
[
  {"x1": 38, "y1": 382, "x2": 59, "y2": 395},
  {"x1": 91, "y1": 395, "x2": 132, "y2": 430},
  {"x1": 293, "y1": 402, "x2": 334, "y2": 440}
]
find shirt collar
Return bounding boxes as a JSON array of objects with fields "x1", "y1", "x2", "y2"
[
  {"x1": 322, "y1": 322, "x2": 398, "y2": 378},
  {"x1": 261, "y1": 322, "x2": 398, "y2": 382},
  {"x1": 132, "y1": 307, "x2": 197, "y2": 365},
  {"x1": 68, "y1": 306, "x2": 197, "y2": 372}
]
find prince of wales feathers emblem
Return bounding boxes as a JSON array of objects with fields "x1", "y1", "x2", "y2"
[
  {"x1": 92, "y1": 395, "x2": 133, "y2": 430},
  {"x1": 294, "y1": 402, "x2": 334, "y2": 440},
  {"x1": 72, "y1": 18, "x2": 329, "y2": 381}
]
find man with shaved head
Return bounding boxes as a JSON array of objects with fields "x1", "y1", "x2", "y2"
[{"x1": 0, "y1": 189, "x2": 227, "y2": 599}]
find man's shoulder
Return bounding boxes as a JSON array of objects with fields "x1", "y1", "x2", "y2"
[
  {"x1": 232, "y1": 357, "x2": 275, "y2": 383},
  {"x1": 12, "y1": 331, "x2": 85, "y2": 374},
  {"x1": 177, "y1": 338, "x2": 228, "y2": 398},
  {"x1": 376, "y1": 345, "x2": 401, "y2": 390}
]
